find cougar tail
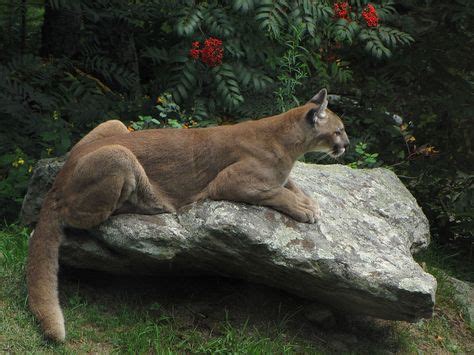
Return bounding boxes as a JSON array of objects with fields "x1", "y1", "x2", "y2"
[{"x1": 27, "y1": 194, "x2": 66, "y2": 342}]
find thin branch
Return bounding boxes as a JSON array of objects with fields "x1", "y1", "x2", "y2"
[{"x1": 74, "y1": 67, "x2": 112, "y2": 94}]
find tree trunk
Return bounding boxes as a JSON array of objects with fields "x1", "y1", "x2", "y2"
[
  {"x1": 20, "y1": 0, "x2": 26, "y2": 55},
  {"x1": 40, "y1": 1, "x2": 82, "y2": 58},
  {"x1": 128, "y1": 33, "x2": 142, "y2": 98}
]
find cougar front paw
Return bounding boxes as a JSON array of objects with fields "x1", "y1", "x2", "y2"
[
  {"x1": 292, "y1": 208, "x2": 318, "y2": 223},
  {"x1": 290, "y1": 198, "x2": 321, "y2": 224},
  {"x1": 306, "y1": 197, "x2": 321, "y2": 220}
]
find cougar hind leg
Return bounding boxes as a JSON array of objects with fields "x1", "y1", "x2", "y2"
[
  {"x1": 61, "y1": 144, "x2": 173, "y2": 229},
  {"x1": 72, "y1": 120, "x2": 129, "y2": 151}
]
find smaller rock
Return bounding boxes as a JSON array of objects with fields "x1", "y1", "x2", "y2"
[
  {"x1": 448, "y1": 276, "x2": 474, "y2": 328},
  {"x1": 305, "y1": 305, "x2": 336, "y2": 328},
  {"x1": 329, "y1": 339, "x2": 349, "y2": 353},
  {"x1": 332, "y1": 333, "x2": 358, "y2": 345}
]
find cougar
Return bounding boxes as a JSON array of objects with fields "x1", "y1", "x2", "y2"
[{"x1": 27, "y1": 88, "x2": 349, "y2": 341}]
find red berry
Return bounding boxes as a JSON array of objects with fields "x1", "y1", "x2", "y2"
[
  {"x1": 362, "y1": 4, "x2": 379, "y2": 27},
  {"x1": 201, "y1": 37, "x2": 224, "y2": 67},
  {"x1": 189, "y1": 37, "x2": 224, "y2": 67},
  {"x1": 189, "y1": 48, "x2": 200, "y2": 59},
  {"x1": 333, "y1": 1, "x2": 351, "y2": 20}
]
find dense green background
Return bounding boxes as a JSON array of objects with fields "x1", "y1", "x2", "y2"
[
  {"x1": 0, "y1": 1, "x2": 473, "y2": 352},
  {"x1": 0, "y1": 0, "x2": 472, "y2": 265}
]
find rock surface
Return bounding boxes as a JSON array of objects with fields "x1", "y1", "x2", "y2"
[{"x1": 21, "y1": 158, "x2": 436, "y2": 321}]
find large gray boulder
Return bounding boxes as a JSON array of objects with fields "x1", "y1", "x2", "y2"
[{"x1": 21, "y1": 158, "x2": 436, "y2": 321}]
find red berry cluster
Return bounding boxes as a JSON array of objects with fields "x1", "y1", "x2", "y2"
[
  {"x1": 189, "y1": 41, "x2": 201, "y2": 60},
  {"x1": 189, "y1": 38, "x2": 224, "y2": 67},
  {"x1": 362, "y1": 4, "x2": 379, "y2": 27},
  {"x1": 333, "y1": 1, "x2": 350, "y2": 20},
  {"x1": 333, "y1": 2, "x2": 379, "y2": 27}
]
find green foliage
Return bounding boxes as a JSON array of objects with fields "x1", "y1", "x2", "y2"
[
  {"x1": 130, "y1": 115, "x2": 161, "y2": 131},
  {"x1": 255, "y1": 0, "x2": 288, "y2": 38},
  {"x1": 0, "y1": 150, "x2": 34, "y2": 221},
  {"x1": 166, "y1": 0, "x2": 412, "y2": 116},
  {"x1": 232, "y1": 0, "x2": 255, "y2": 13},
  {"x1": 131, "y1": 93, "x2": 183, "y2": 130},
  {"x1": 334, "y1": 19, "x2": 360, "y2": 45},
  {"x1": 0, "y1": 0, "x2": 413, "y2": 129},
  {"x1": 359, "y1": 29, "x2": 392, "y2": 59},
  {"x1": 274, "y1": 25, "x2": 310, "y2": 112},
  {"x1": 409, "y1": 169, "x2": 474, "y2": 246},
  {"x1": 0, "y1": 51, "x2": 147, "y2": 218},
  {"x1": 358, "y1": 27, "x2": 414, "y2": 59},
  {"x1": 155, "y1": 93, "x2": 182, "y2": 122},
  {"x1": 348, "y1": 0, "x2": 474, "y2": 249},
  {"x1": 130, "y1": 93, "x2": 214, "y2": 131},
  {"x1": 348, "y1": 142, "x2": 379, "y2": 168},
  {"x1": 213, "y1": 64, "x2": 245, "y2": 109},
  {"x1": 175, "y1": 4, "x2": 205, "y2": 37}
]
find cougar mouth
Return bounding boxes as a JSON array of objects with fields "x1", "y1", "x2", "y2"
[{"x1": 330, "y1": 145, "x2": 346, "y2": 158}]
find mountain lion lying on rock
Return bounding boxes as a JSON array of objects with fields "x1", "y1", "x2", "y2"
[{"x1": 27, "y1": 88, "x2": 349, "y2": 342}]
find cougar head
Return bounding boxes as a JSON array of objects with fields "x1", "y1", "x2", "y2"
[{"x1": 305, "y1": 89, "x2": 349, "y2": 158}]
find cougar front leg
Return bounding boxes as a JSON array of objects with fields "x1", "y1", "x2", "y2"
[
  {"x1": 285, "y1": 178, "x2": 320, "y2": 219},
  {"x1": 259, "y1": 187, "x2": 319, "y2": 223},
  {"x1": 208, "y1": 163, "x2": 319, "y2": 223}
]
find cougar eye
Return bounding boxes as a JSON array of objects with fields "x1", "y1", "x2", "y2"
[{"x1": 335, "y1": 131, "x2": 341, "y2": 136}]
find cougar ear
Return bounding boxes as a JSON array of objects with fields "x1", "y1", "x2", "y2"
[
  {"x1": 309, "y1": 88, "x2": 328, "y2": 119},
  {"x1": 309, "y1": 88, "x2": 327, "y2": 105}
]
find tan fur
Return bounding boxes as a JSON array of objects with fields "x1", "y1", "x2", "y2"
[{"x1": 27, "y1": 90, "x2": 349, "y2": 341}]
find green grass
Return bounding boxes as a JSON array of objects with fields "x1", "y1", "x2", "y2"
[{"x1": 1, "y1": 223, "x2": 473, "y2": 353}]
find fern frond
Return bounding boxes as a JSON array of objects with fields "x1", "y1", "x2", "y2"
[
  {"x1": 234, "y1": 63, "x2": 273, "y2": 91},
  {"x1": 255, "y1": 0, "x2": 289, "y2": 38},
  {"x1": 190, "y1": 97, "x2": 209, "y2": 121},
  {"x1": 328, "y1": 62, "x2": 353, "y2": 83},
  {"x1": 297, "y1": 0, "x2": 332, "y2": 37},
  {"x1": 232, "y1": 0, "x2": 255, "y2": 13},
  {"x1": 141, "y1": 47, "x2": 169, "y2": 64},
  {"x1": 376, "y1": 0, "x2": 397, "y2": 20},
  {"x1": 203, "y1": 5, "x2": 235, "y2": 38},
  {"x1": 359, "y1": 29, "x2": 392, "y2": 59},
  {"x1": 212, "y1": 63, "x2": 244, "y2": 109},
  {"x1": 169, "y1": 60, "x2": 198, "y2": 103},
  {"x1": 83, "y1": 56, "x2": 138, "y2": 89},
  {"x1": 377, "y1": 26, "x2": 414, "y2": 47},
  {"x1": 333, "y1": 19, "x2": 360, "y2": 45},
  {"x1": 175, "y1": 4, "x2": 204, "y2": 37}
]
